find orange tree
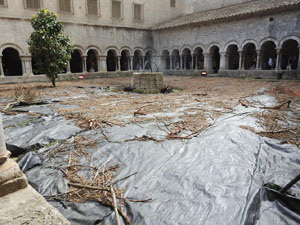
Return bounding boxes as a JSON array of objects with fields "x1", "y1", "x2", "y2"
[{"x1": 28, "y1": 9, "x2": 73, "y2": 87}]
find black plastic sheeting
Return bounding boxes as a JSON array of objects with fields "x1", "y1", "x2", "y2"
[{"x1": 19, "y1": 97, "x2": 300, "y2": 225}]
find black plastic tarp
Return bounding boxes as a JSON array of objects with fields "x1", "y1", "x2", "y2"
[{"x1": 18, "y1": 94, "x2": 300, "y2": 225}]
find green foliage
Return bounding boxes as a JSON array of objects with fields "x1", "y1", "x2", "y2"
[{"x1": 28, "y1": 9, "x2": 73, "y2": 87}]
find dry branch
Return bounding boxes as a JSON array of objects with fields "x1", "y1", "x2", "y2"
[{"x1": 260, "y1": 100, "x2": 291, "y2": 110}]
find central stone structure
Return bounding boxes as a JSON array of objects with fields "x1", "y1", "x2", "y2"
[{"x1": 132, "y1": 72, "x2": 163, "y2": 93}]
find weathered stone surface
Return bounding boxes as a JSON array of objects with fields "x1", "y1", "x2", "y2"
[
  {"x1": 0, "y1": 185, "x2": 71, "y2": 225},
  {"x1": 0, "y1": 159, "x2": 24, "y2": 185},
  {"x1": 132, "y1": 72, "x2": 164, "y2": 93}
]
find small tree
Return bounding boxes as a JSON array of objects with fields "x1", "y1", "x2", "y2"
[{"x1": 28, "y1": 9, "x2": 73, "y2": 87}]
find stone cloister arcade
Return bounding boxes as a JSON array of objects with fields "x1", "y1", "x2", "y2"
[{"x1": 0, "y1": 36, "x2": 299, "y2": 77}]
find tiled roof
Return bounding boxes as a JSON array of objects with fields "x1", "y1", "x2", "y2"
[{"x1": 154, "y1": 0, "x2": 300, "y2": 30}]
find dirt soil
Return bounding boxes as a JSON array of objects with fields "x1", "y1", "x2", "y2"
[{"x1": 0, "y1": 75, "x2": 299, "y2": 144}]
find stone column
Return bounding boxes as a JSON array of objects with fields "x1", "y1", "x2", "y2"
[
  {"x1": 82, "y1": 56, "x2": 87, "y2": 72},
  {"x1": 127, "y1": 57, "x2": 131, "y2": 71},
  {"x1": 131, "y1": 56, "x2": 134, "y2": 70},
  {"x1": 99, "y1": 56, "x2": 107, "y2": 72},
  {"x1": 141, "y1": 56, "x2": 145, "y2": 70},
  {"x1": 219, "y1": 52, "x2": 226, "y2": 70},
  {"x1": 0, "y1": 113, "x2": 28, "y2": 197},
  {"x1": 204, "y1": 53, "x2": 213, "y2": 72},
  {"x1": 66, "y1": 61, "x2": 71, "y2": 73},
  {"x1": 170, "y1": 55, "x2": 173, "y2": 70},
  {"x1": 195, "y1": 55, "x2": 198, "y2": 70},
  {"x1": 238, "y1": 51, "x2": 243, "y2": 70},
  {"x1": 256, "y1": 50, "x2": 261, "y2": 70},
  {"x1": 180, "y1": 54, "x2": 183, "y2": 70},
  {"x1": 191, "y1": 54, "x2": 194, "y2": 70},
  {"x1": 275, "y1": 48, "x2": 281, "y2": 70},
  {"x1": 117, "y1": 56, "x2": 121, "y2": 71},
  {"x1": 0, "y1": 56, "x2": 4, "y2": 76},
  {"x1": 20, "y1": 56, "x2": 33, "y2": 76},
  {"x1": 97, "y1": 56, "x2": 101, "y2": 72},
  {"x1": 298, "y1": 46, "x2": 300, "y2": 70}
]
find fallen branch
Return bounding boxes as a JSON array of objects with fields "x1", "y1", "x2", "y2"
[
  {"x1": 111, "y1": 172, "x2": 138, "y2": 185},
  {"x1": 134, "y1": 104, "x2": 152, "y2": 116},
  {"x1": 127, "y1": 198, "x2": 152, "y2": 203},
  {"x1": 99, "y1": 200, "x2": 131, "y2": 225},
  {"x1": 110, "y1": 185, "x2": 121, "y2": 225},
  {"x1": 124, "y1": 135, "x2": 163, "y2": 143},
  {"x1": 260, "y1": 100, "x2": 291, "y2": 110},
  {"x1": 68, "y1": 182, "x2": 110, "y2": 192}
]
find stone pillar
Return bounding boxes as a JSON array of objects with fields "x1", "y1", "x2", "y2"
[
  {"x1": 204, "y1": 53, "x2": 213, "y2": 72},
  {"x1": 97, "y1": 56, "x2": 101, "y2": 72},
  {"x1": 131, "y1": 56, "x2": 134, "y2": 70},
  {"x1": 66, "y1": 61, "x2": 71, "y2": 73},
  {"x1": 0, "y1": 114, "x2": 28, "y2": 197},
  {"x1": 141, "y1": 56, "x2": 145, "y2": 70},
  {"x1": 238, "y1": 51, "x2": 243, "y2": 70},
  {"x1": 256, "y1": 50, "x2": 261, "y2": 70},
  {"x1": 191, "y1": 54, "x2": 194, "y2": 70},
  {"x1": 99, "y1": 56, "x2": 107, "y2": 72},
  {"x1": 298, "y1": 46, "x2": 300, "y2": 70},
  {"x1": 0, "y1": 56, "x2": 4, "y2": 76},
  {"x1": 180, "y1": 54, "x2": 184, "y2": 70},
  {"x1": 20, "y1": 56, "x2": 33, "y2": 76},
  {"x1": 170, "y1": 55, "x2": 173, "y2": 70},
  {"x1": 195, "y1": 55, "x2": 198, "y2": 70},
  {"x1": 117, "y1": 56, "x2": 121, "y2": 71},
  {"x1": 82, "y1": 56, "x2": 87, "y2": 72},
  {"x1": 275, "y1": 48, "x2": 281, "y2": 70},
  {"x1": 127, "y1": 57, "x2": 131, "y2": 71},
  {"x1": 219, "y1": 52, "x2": 226, "y2": 70}
]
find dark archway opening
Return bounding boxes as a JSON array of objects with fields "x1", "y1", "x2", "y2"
[
  {"x1": 243, "y1": 43, "x2": 257, "y2": 70},
  {"x1": 144, "y1": 51, "x2": 153, "y2": 70},
  {"x1": 261, "y1": 41, "x2": 277, "y2": 70},
  {"x1": 87, "y1": 50, "x2": 98, "y2": 72},
  {"x1": 2, "y1": 48, "x2": 22, "y2": 76},
  {"x1": 172, "y1": 50, "x2": 180, "y2": 70},
  {"x1": 182, "y1": 49, "x2": 192, "y2": 70},
  {"x1": 227, "y1": 45, "x2": 239, "y2": 70},
  {"x1": 133, "y1": 50, "x2": 142, "y2": 70},
  {"x1": 70, "y1": 50, "x2": 83, "y2": 73},
  {"x1": 280, "y1": 40, "x2": 299, "y2": 70},
  {"x1": 106, "y1": 50, "x2": 117, "y2": 72},
  {"x1": 194, "y1": 47, "x2": 204, "y2": 70},
  {"x1": 162, "y1": 50, "x2": 170, "y2": 70},
  {"x1": 210, "y1": 46, "x2": 220, "y2": 73},
  {"x1": 120, "y1": 50, "x2": 130, "y2": 71}
]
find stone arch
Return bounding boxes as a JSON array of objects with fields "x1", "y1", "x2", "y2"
[
  {"x1": 86, "y1": 49, "x2": 98, "y2": 72},
  {"x1": 106, "y1": 49, "x2": 118, "y2": 72},
  {"x1": 280, "y1": 37, "x2": 299, "y2": 70},
  {"x1": 279, "y1": 35, "x2": 300, "y2": 48},
  {"x1": 0, "y1": 43, "x2": 24, "y2": 56},
  {"x1": 241, "y1": 40, "x2": 258, "y2": 51},
  {"x1": 105, "y1": 46, "x2": 120, "y2": 56},
  {"x1": 120, "y1": 48, "x2": 131, "y2": 71},
  {"x1": 193, "y1": 46, "x2": 204, "y2": 70},
  {"x1": 85, "y1": 45, "x2": 101, "y2": 56},
  {"x1": 1, "y1": 47, "x2": 22, "y2": 76},
  {"x1": 133, "y1": 47, "x2": 145, "y2": 56},
  {"x1": 171, "y1": 46, "x2": 180, "y2": 53},
  {"x1": 161, "y1": 49, "x2": 170, "y2": 70},
  {"x1": 226, "y1": 44, "x2": 239, "y2": 70},
  {"x1": 171, "y1": 48, "x2": 181, "y2": 70},
  {"x1": 192, "y1": 44, "x2": 205, "y2": 53},
  {"x1": 120, "y1": 46, "x2": 132, "y2": 56},
  {"x1": 133, "y1": 49, "x2": 143, "y2": 70},
  {"x1": 260, "y1": 40, "x2": 277, "y2": 70},
  {"x1": 73, "y1": 45, "x2": 85, "y2": 56},
  {"x1": 208, "y1": 45, "x2": 220, "y2": 73},
  {"x1": 242, "y1": 42, "x2": 257, "y2": 70},
  {"x1": 259, "y1": 37, "x2": 278, "y2": 49},
  {"x1": 206, "y1": 43, "x2": 221, "y2": 53},
  {"x1": 145, "y1": 49, "x2": 155, "y2": 70},
  {"x1": 180, "y1": 45, "x2": 192, "y2": 55},
  {"x1": 223, "y1": 41, "x2": 240, "y2": 52},
  {"x1": 70, "y1": 49, "x2": 83, "y2": 73},
  {"x1": 182, "y1": 47, "x2": 192, "y2": 70}
]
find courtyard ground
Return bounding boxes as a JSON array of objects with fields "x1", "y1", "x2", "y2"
[{"x1": 0, "y1": 76, "x2": 299, "y2": 224}]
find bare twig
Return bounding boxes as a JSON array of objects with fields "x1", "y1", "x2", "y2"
[
  {"x1": 111, "y1": 172, "x2": 138, "y2": 185},
  {"x1": 110, "y1": 185, "x2": 121, "y2": 225},
  {"x1": 68, "y1": 182, "x2": 111, "y2": 192}
]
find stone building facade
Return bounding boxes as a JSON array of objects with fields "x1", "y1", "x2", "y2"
[{"x1": 0, "y1": 0, "x2": 299, "y2": 79}]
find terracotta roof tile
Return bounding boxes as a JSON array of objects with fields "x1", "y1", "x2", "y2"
[{"x1": 154, "y1": 0, "x2": 300, "y2": 30}]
